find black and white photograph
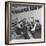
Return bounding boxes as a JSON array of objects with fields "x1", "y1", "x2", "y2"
[{"x1": 5, "y1": 2, "x2": 45, "y2": 44}]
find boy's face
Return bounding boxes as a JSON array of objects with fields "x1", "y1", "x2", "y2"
[{"x1": 30, "y1": 18, "x2": 34, "y2": 23}]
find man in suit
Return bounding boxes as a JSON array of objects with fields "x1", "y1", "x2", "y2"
[{"x1": 32, "y1": 20, "x2": 41, "y2": 38}]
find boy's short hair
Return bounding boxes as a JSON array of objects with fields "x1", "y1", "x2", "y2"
[{"x1": 35, "y1": 20, "x2": 39, "y2": 22}]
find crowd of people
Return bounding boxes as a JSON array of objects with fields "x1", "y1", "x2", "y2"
[{"x1": 11, "y1": 17, "x2": 41, "y2": 39}]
